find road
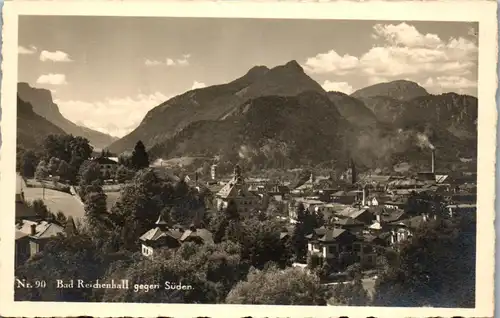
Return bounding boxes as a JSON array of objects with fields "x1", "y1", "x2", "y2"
[{"x1": 17, "y1": 173, "x2": 86, "y2": 221}]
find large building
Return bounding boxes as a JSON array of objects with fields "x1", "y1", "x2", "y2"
[
  {"x1": 91, "y1": 156, "x2": 119, "y2": 179},
  {"x1": 215, "y1": 165, "x2": 261, "y2": 217}
]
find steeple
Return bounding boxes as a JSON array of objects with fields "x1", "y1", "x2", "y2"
[
  {"x1": 234, "y1": 164, "x2": 243, "y2": 183},
  {"x1": 155, "y1": 213, "x2": 168, "y2": 230}
]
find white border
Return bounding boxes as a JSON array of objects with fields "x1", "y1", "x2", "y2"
[{"x1": 0, "y1": 1, "x2": 497, "y2": 317}]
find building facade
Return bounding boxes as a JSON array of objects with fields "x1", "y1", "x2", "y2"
[{"x1": 215, "y1": 165, "x2": 261, "y2": 217}]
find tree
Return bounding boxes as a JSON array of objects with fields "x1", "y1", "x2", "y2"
[
  {"x1": 115, "y1": 165, "x2": 135, "y2": 183},
  {"x1": 112, "y1": 169, "x2": 174, "y2": 247},
  {"x1": 102, "y1": 241, "x2": 245, "y2": 303},
  {"x1": 118, "y1": 153, "x2": 132, "y2": 168},
  {"x1": 84, "y1": 181, "x2": 108, "y2": 229},
  {"x1": 328, "y1": 277, "x2": 370, "y2": 306},
  {"x1": 209, "y1": 200, "x2": 242, "y2": 243},
  {"x1": 34, "y1": 161, "x2": 50, "y2": 181},
  {"x1": 226, "y1": 265, "x2": 327, "y2": 305},
  {"x1": 130, "y1": 140, "x2": 149, "y2": 170},
  {"x1": 55, "y1": 211, "x2": 67, "y2": 225},
  {"x1": 373, "y1": 214, "x2": 476, "y2": 307},
  {"x1": 291, "y1": 203, "x2": 309, "y2": 262},
  {"x1": 238, "y1": 217, "x2": 293, "y2": 269},
  {"x1": 56, "y1": 160, "x2": 72, "y2": 182},
  {"x1": 43, "y1": 134, "x2": 92, "y2": 164},
  {"x1": 31, "y1": 199, "x2": 50, "y2": 220},
  {"x1": 48, "y1": 157, "x2": 61, "y2": 176},
  {"x1": 15, "y1": 234, "x2": 113, "y2": 302},
  {"x1": 20, "y1": 150, "x2": 38, "y2": 178},
  {"x1": 101, "y1": 149, "x2": 112, "y2": 158},
  {"x1": 79, "y1": 161, "x2": 102, "y2": 186},
  {"x1": 201, "y1": 162, "x2": 211, "y2": 177}
]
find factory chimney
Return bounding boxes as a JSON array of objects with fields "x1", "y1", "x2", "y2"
[
  {"x1": 431, "y1": 149, "x2": 435, "y2": 174},
  {"x1": 362, "y1": 185, "x2": 367, "y2": 207}
]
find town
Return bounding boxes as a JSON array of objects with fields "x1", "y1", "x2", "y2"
[{"x1": 14, "y1": 133, "x2": 477, "y2": 306}]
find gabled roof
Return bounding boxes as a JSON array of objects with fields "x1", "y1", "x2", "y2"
[
  {"x1": 338, "y1": 207, "x2": 368, "y2": 219},
  {"x1": 216, "y1": 176, "x2": 258, "y2": 199},
  {"x1": 16, "y1": 220, "x2": 65, "y2": 239},
  {"x1": 390, "y1": 215, "x2": 426, "y2": 229},
  {"x1": 32, "y1": 222, "x2": 65, "y2": 239},
  {"x1": 334, "y1": 218, "x2": 363, "y2": 226},
  {"x1": 369, "y1": 222, "x2": 383, "y2": 230},
  {"x1": 16, "y1": 230, "x2": 29, "y2": 240},
  {"x1": 140, "y1": 227, "x2": 183, "y2": 242},
  {"x1": 305, "y1": 226, "x2": 351, "y2": 242},
  {"x1": 435, "y1": 175, "x2": 449, "y2": 183},
  {"x1": 180, "y1": 228, "x2": 214, "y2": 244},
  {"x1": 279, "y1": 232, "x2": 290, "y2": 240}
]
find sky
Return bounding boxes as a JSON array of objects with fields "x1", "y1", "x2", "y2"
[{"x1": 18, "y1": 16, "x2": 478, "y2": 137}]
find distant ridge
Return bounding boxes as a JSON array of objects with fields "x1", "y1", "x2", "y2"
[
  {"x1": 351, "y1": 79, "x2": 430, "y2": 101},
  {"x1": 108, "y1": 60, "x2": 326, "y2": 154},
  {"x1": 17, "y1": 82, "x2": 118, "y2": 150},
  {"x1": 17, "y1": 95, "x2": 66, "y2": 150},
  {"x1": 106, "y1": 63, "x2": 478, "y2": 171}
]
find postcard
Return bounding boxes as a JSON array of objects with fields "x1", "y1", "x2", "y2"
[{"x1": 0, "y1": 0, "x2": 496, "y2": 317}]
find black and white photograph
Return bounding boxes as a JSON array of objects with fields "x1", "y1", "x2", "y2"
[{"x1": 0, "y1": 1, "x2": 496, "y2": 317}]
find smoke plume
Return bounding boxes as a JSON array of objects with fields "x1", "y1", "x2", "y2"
[{"x1": 416, "y1": 132, "x2": 435, "y2": 150}]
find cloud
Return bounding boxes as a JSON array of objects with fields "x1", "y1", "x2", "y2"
[
  {"x1": 423, "y1": 76, "x2": 477, "y2": 93},
  {"x1": 144, "y1": 54, "x2": 191, "y2": 67},
  {"x1": 18, "y1": 45, "x2": 37, "y2": 55},
  {"x1": 145, "y1": 59, "x2": 163, "y2": 66},
  {"x1": 372, "y1": 22, "x2": 442, "y2": 48},
  {"x1": 321, "y1": 80, "x2": 354, "y2": 94},
  {"x1": 40, "y1": 50, "x2": 73, "y2": 62},
  {"x1": 36, "y1": 73, "x2": 68, "y2": 85},
  {"x1": 191, "y1": 81, "x2": 206, "y2": 90},
  {"x1": 303, "y1": 50, "x2": 359, "y2": 75},
  {"x1": 55, "y1": 91, "x2": 173, "y2": 137},
  {"x1": 303, "y1": 22, "x2": 478, "y2": 94}
]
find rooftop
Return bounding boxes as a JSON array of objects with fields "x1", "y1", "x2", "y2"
[
  {"x1": 16, "y1": 220, "x2": 65, "y2": 239},
  {"x1": 338, "y1": 207, "x2": 368, "y2": 219},
  {"x1": 180, "y1": 228, "x2": 214, "y2": 244}
]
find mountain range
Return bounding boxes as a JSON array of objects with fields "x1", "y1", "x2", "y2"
[
  {"x1": 17, "y1": 82, "x2": 118, "y2": 150},
  {"x1": 17, "y1": 96, "x2": 67, "y2": 150},
  {"x1": 18, "y1": 60, "x2": 478, "y2": 172}
]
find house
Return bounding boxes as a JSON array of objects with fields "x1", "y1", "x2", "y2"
[
  {"x1": 305, "y1": 226, "x2": 377, "y2": 269},
  {"x1": 337, "y1": 206, "x2": 375, "y2": 225},
  {"x1": 139, "y1": 215, "x2": 183, "y2": 257},
  {"x1": 332, "y1": 217, "x2": 365, "y2": 232},
  {"x1": 179, "y1": 225, "x2": 214, "y2": 245},
  {"x1": 266, "y1": 184, "x2": 290, "y2": 201},
  {"x1": 215, "y1": 165, "x2": 261, "y2": 217},
  {"x1": 15, "y1": 219, "x2": 66, "y2": 260},
  {"x1": 370, "y1": 206, "x2": 406, "y2": 224},
  {"x1": 331, "y1": 190, "x2": 358, "y2": 205},
  {"x1": 388, "y1": 214, "x2": 430, "y2": 245},
  {"x1": 92, "y1": 156, "x2": 119, "y2": 178},
  {"x1": 15, "y1": 192, "x2": 37, "y2": 222}
]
